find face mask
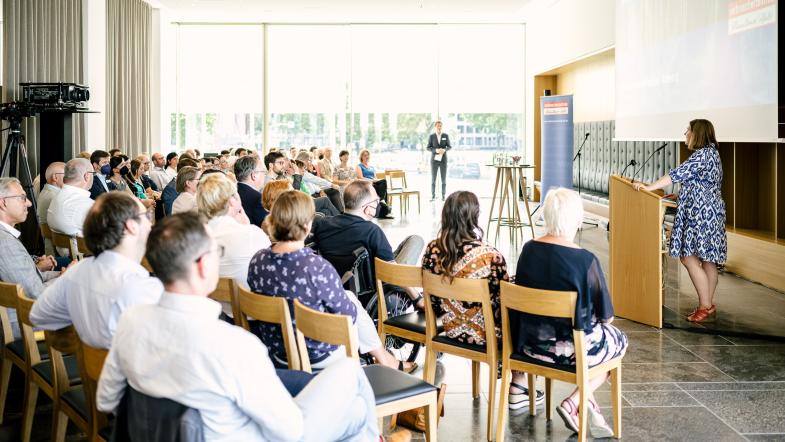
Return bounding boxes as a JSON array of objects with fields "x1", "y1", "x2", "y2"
[
  {"x1": 120, "y1": 166, "x2": 130, "y2": 175},
  {"x1": 100, "y1": 164, "x2": 112, "y2": 175}
]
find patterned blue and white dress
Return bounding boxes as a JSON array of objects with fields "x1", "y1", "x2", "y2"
[{"x1": 668, "y1": 144, "x2": 727, "y2": 264}]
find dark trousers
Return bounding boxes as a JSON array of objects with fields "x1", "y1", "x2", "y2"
[
  {"x1": 313, "y1": 196, "x2": 340, "y2": 217},
  {"x1": 431, "y1": 160, "x2": 447, "y2": 198}
]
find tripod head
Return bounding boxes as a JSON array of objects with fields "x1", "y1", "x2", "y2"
[{"x1": 0, "y1": 101, "x2": 38, "y2": 128}]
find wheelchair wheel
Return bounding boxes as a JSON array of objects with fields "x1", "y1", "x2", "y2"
[{"x1": 365, "y1": 291, "x2": 421, "y2": 363}]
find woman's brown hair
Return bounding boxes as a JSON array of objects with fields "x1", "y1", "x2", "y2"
[
  {"x1": 687, "y1": 119, "x2": 717, "y2": 150},
  {"x1": 263, "y1": 190, "x2": 314, "y2": 242},
  {"x1": 434, "y1": 191, "x2": 483, "y2": 282}
]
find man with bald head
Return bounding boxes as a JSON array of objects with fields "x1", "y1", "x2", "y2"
[
  {"x1": 47, "y1": 158, "x2": 96, "y2": 242},
  {"x1": 149, "y1": 152, "x2": 170, "y2": 190}
]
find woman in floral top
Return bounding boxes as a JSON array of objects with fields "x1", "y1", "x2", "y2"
[{"x1": 421, "y1": 193, "x2": 509, "y2": 345}]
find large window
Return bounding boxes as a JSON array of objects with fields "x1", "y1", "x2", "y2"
[
  {"x1": 163, "y1": 23, "x2": 525, "y2": 192},
  {"x1": 168, "y1": 25, "x2": 263, "y2": 153}
]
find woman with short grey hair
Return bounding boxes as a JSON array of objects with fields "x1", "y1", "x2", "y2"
[{"x1": 513, "y1": 187, "x2": 627, "y2": 438}]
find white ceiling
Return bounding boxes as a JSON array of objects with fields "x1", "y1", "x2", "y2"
[{"x1": 150, "y1": 0, "x2": 537, "y2": 23}]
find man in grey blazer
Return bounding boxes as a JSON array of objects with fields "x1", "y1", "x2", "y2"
[
  {"x1": 0, "y1": 178, "x2": 62, "y2": 336},
  {"x1": 427, "y1": 120, "x2": 452, "y2": 201}
]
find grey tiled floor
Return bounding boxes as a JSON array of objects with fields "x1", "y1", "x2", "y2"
[{"x1": 380, "y1": 197, "x2": 785, "y2": 441}]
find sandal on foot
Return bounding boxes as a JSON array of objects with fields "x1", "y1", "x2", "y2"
[
  {"x1": 556, "y1": 398, "x2": 580, "y2": 434},
  {"x1": 508, "y1": 382, "x2": 545, "y2": 410},
  {"x1": 687, "y1": 305, "x2": 715, "y2": 322},
  {"x1": 586, "y1": 399, "x2": 614, "y2": 438}
]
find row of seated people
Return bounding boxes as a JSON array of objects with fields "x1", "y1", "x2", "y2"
[{"x1": 0, "y1": 160, "x2": 627, "y2": 439}]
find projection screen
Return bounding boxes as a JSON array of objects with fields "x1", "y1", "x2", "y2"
[{"x1": 615, "y1": 0, "x2": 778, "y2": 142}]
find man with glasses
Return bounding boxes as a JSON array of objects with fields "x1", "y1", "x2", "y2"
[
  {"x1": 135, "y1": 154, "x2": 159, "y2": 192},
  {"x1": 97, "y1": 213, "x2": 380, "y2": 441},
  {"x1": 37, "y1": 162, "x2": 65, "y2": 255},
  {"x1": 31, "y1": 192, "x2": 163, "y2": 349},
  {"x1": 48, "y1": 159, "x2": 97, "y2": 256},
  {"x1": 0, "y1": 178, "x2": 65, "y2": 337},
  {"x1": 311, "y1": 180, "x2": 425, "y2": 305},
  {"x1": 235, "y1": 155, "x2": 269, "y2": 227}
]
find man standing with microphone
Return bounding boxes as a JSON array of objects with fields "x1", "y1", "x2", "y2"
[{"x1": 427, "y1": 120, "x2": 451, "y2": 201}]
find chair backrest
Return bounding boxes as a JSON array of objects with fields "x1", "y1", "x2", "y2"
[
  {"x1": 237, "y1": 287, "x2": 300, "y2": 370},
  {"x1": 44, "y1": 326, "x2": 79, "y2": 404},
  {"x1": 15, "y1": 292, "x2": 44, "y2": 368},
  {"x1": 141, "y1": 256, "x2": 154, "y2": 274},
  {"x1": 421, "y1": 271, "x2": 497, "y2": 349},
  {"x1": 374, "y1": 258, "x2": 422, "y2": 324},
  {"x1": 40, "y1": 223, "x2": 53, "y2": 242},
  {"x1": 77, "y1": 340, "x2": 109, "y2": 439},
  {"x1": 293, "y1": 299, "x2": 358, "y2": 373},
  {"x1": 208, "y1": 278, "x2": 241, "y2": 321},
  {"x1": 498, "y1": 281, "x2": 585, "y2": 365},
  {"x1": 386, "y1": 170, "x2": 408, "y2": 189},
  {"x1": 76, "y1": 237, "x2": 93, "y2": 257},
  {"x1": 51, "y1": 230, "x2": 79, "y2": 259},
  {"x1": 0, "y1": 282, "x2": 21, "y2": 346}
]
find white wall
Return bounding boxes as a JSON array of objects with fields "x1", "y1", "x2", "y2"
[
  {"x1": 523, "y1": 0, "x2": 616, "y2": 158},
  {"x1": 83, "y1": 0, "x2": 106, "y2": 151}
]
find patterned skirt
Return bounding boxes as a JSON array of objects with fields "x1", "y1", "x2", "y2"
[{"x1": 523, "y1": 323, "x2": 628, "y2": 367}]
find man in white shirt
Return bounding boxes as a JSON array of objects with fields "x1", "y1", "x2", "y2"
[
  {"x1": 96, "y1": 213, "x2": 379, "y2": 442},
  {"x1": 149, "y1": 152, "x2": 170, "y2": 190},
  {"x1": 47, "y1": 158, "x2": 96, "y2": 241},
  {"x1": 37, "y1": 162, "x2": 65, "y2": 255},
  {"x1": 32, "y1": 192, "x2": 163, "y2": 348}
]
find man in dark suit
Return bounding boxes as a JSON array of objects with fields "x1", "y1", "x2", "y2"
[
  {"x1": 89, "y1": 150, "x2": 117, "y2": 200},
  {"x1": 427, "y1": 120, "x2": 451, "y2": 201},
  {"x1": 234, "y1": 156, "x2": 268, "y2": 227}
]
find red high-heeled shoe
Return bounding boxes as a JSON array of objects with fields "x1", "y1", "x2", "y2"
[{"x1": 687, "y1": 305, "x2": 716, "y2": 322}]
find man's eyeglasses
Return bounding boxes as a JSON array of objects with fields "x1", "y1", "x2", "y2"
[
  {"x1": 195, "y1": 245, "x2": 225, "y2": 263},
  {"x1": 1, "y1": 194, "x2": 28, "y2": 202},
  {"x1": 363, "y1": 198, "x2": 380, "y2": 209}
]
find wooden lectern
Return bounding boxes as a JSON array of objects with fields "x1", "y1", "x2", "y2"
[{"x1": 609, "y1": 175, "x2": 673, "y2": 328}]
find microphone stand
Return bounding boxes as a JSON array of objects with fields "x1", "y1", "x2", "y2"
[
  {"x1": 620, "y1": 159, "x2": 637, "y2": 179},
  {"x1": 632, "y1": 143, "x2": 668, "y2": 183},
  {"x1": 572, "y1": 133, "x2": 598, "y2": 228}
]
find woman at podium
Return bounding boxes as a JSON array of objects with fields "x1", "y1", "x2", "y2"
[{"x1": 633, "y1": 119, "x2": 727, "y2": 322}]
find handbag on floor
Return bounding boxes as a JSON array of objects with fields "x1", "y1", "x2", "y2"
[{"x1": 389, "y1": 384, "x2": 447, "y2": 433}]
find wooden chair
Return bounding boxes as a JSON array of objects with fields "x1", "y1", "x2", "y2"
[
  {"x1": 51, "y1": 230, "x2": 79, "y2": 260},
  {"x1": 40, "y1": 223, "x2": 54, "y2": 255},
  {"x1": 293, "y1": 300, "x2": 438, "y2": 441},
  {"x1": 208, "y1": 278, "x2": 241, "y2": 324},
  {"x1": 495, "y1": 282, "x2": 623, "y2": 442},
  {"x1": 0, "y1": 282, "x2": 33, "y2": 425},
  {"x1": 237, "y1": 287, "x2": 300, "y2": 370},
  {"x1": 140, "y1": 256, "x2": 154, "y2": 274},
  {"x1": 45, "y1": 326, "x2": 89, "y2": 442},
  {"x1": 385, "y1": 170, "x2": 420, "y2": 216},
  {"x1": 77, "y1": 341, "x2": 110, "y2": 441},
  {"x1": 16, "y1": 293, "x2": 81, "y2": 442},
  {"x1": 421, "y1": 271, "x2": 498, "y2": 441},
  {"x1": 374, "y1": 258, "x2": 440, "y2": 367}
]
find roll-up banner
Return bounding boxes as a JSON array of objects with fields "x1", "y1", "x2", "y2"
[{"x1": 540, "y1": 95, "x2": 574, "y2": 203}]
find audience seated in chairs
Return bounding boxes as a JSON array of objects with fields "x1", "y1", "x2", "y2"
[
  {"x1": 513, "y1": 188, "x2": 627, "y2": 437},
  {"x1": 0, "y1": 177, "x2": 66, "y2": 337},
  {"x1": 47, "y1": 158, "x2": 96, "y2": 256},
  {"x1": 248, "y1": 191, "x2": 416, "y2": 373},
  {"x1": 235, "y1": 155, "x2": 270, "y2": 227},
  {"x1": 197, "y1": 173, "x2": 270, "y2": 319},
  {"x1": 171, "y1": 166, "x2": 202, "y2": 215},
  {"x1": 311, "y1": 179, "x2": 424, "y2": 307},
  {"x1": 293, "y1": 151, "x2": 344, "y2": 213},
  {"x1": 37, "y1": 162, "x2": 65, "y2": 255},
  {"x1": 263, "y1": 151, "x2": 340, "y2": 217},
  {"x1": 96, "y1": 212, "x2": 381, "y2": 441},
  {"x1": 162, "y1": 157, "x2": 199, "y2": 216},
  {"x1": 31, "y1": 192, "x2": 163, "y2": 348},
  {"x1": 89, "y1": 150, "x2": 116, "y2": 200}
]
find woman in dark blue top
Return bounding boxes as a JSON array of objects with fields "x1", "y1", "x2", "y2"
[{"x1": 515, "y1": 188, "x2": 627, "y2": 438}]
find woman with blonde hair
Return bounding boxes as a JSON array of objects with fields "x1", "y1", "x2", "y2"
[
  {"x1": 197, "y1": 173, "x2": 270, "y2": 320},
  {"x1": 354, "y1": 149, "x2": 391, "y2": 219},
  {"x1": 514, "y1": 187, "x2": 627, "y2": 437},
  {"x1": 633, "y1": 119, "x2": 726, "y2": 322}
]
